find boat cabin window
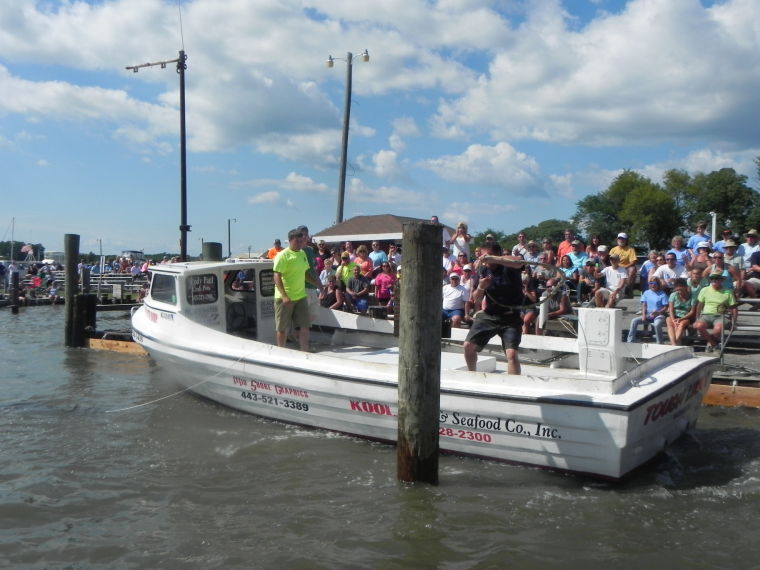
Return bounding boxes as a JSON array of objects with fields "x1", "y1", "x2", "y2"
[
  {"x1": 258, "y1": 269, "x2": 275, "y2": 297},
  {"x1": 229, "y1": 269, "x2": 256, "y2": 292},
  {"x1": 186, "y1": 274, "x2": 218, "y2": 305},
  {"x1": 224, "y1": 269, "x2": 258, "y2": 338},
  {"x1": 151, "y1": 273, "x2": 177, "y2": 305}
]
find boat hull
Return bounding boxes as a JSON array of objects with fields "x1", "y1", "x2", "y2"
[{"x1": 133, "y1": 307, "x2": 715, "y2": 479}]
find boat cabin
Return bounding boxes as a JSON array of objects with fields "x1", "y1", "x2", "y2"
[{"x1": 147, "y1": 259, "x2": 277, "y2": 344}]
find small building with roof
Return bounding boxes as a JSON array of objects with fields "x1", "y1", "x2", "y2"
[{"x1": 313, "y1": 214, "x2": 454, "y2": 246}]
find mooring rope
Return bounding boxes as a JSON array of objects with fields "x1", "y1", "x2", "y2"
[{"x1": 105, "y1": 349, "x2": 249, "y2": 413}]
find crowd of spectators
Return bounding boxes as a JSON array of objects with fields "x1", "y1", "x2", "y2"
[{"x1": 297, "y1": 217, "x2": 759, "y2": 349}]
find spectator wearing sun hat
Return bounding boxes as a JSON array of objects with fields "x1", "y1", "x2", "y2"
[{"x1": 694, "y1": 271, "x2": 738, "y2": 352}]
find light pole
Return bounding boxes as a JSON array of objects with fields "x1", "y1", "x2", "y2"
[
  {"x1": 227, "y1": 218, "x2": 237, "y2": 258},
  {"x1": 326, "y1": 49, "x2": 369, "y2": 225},
  {"x1": 126, "y1": 50, "x2": 190, "y2": 261}
]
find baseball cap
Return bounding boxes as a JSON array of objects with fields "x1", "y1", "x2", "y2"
[
  {"x1": 341, "y1": 252, "x2": 350, "y2": 259},
  {"x1": 697, "y1": 241, "x2": 711, "y2": 250},
  {"x1": 724, "y1": 239, "x2": 737, "y2": 247},
  {"x1": 598, "y1": 245, "x2": 608, "y2": 252},
  {"x1": 450, "y1": 274, "x2": 460, "y2": 279},
  {"x1": 571, "y1": 239, "x2": 581, "y2": 245},
  {"x1": 462, "y1": 264, "x2": 472, "y2": 271},
  {"x1": 617, "y1": 232, "x2": 628, "y2": 239}
]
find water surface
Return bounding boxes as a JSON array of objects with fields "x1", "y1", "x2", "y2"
[{"x1": 1, "y1": 308, "x2": 759, "y2": 568}]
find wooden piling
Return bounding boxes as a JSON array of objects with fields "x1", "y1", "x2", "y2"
[
  {"x1": 397, "y1": 222, "x2": 442, "y2": 484},
  {"x1": 71, "y1": 294, "x2": 97, "y2": 347},
  {"x1": 10, "y1": 271, "x2": 19, "y2": 315},
  {"x1": 81, "y1": 266, "x2": 91, "y2": 293},
  {"x1": 64, "y1": 234, "x2": 80, "y2": 347}
]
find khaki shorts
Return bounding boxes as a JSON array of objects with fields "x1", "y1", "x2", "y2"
[{"x1": 275, "y1": 297, "x2": 310, "y2": 332}]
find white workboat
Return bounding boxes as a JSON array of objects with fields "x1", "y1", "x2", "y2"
[{"x1": 131, "y1": 258, "x2": 718, "y2": 479}]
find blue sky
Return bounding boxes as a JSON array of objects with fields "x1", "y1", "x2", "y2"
[{"x1": 1, "y1": 0, "x2": 759, "y2": 256}]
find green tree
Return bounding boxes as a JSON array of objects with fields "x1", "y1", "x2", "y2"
[
  {"x1": 574, "y1": 170, "x2": 655, "y2": 244},
  {"x1": 473, "y1": 228, "x2": 508, "y2": 250},
  {"x1": 662, "y1": 168, "x2": 693, "y2": 231},
  {"x1": 619, "y1": 184, "x2": 680, "y2": 249},
  {"x1": 688, "y1": 168, "x2": 760, "y2": 231},
  {"x1": 514, "y1": 219, "x2": 573, "y2": 244}
]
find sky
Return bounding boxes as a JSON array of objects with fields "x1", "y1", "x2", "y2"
[{"x1": 1, "y1": 0, "x2": 759, "y2": 257}]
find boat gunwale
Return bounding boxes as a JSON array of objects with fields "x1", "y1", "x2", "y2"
[{"x1": 132, "y1": 319, "x2": 718, "y2": 413}]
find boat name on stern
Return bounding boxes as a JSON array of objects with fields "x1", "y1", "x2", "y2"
[{"x1": 643, "y1": 376, "x2": 707, "y2": 426}]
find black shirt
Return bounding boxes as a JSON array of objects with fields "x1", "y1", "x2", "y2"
[{"x1": 481, "y1": 264, "x2": 525, "y2": 315}]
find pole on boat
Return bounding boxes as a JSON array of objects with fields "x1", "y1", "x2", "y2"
[
  {"x1": 64, "y1": 234, "x2": 80, "y2": 347},
  {"x1": 397, "y1": 221, "x2": 442, "y2": 484}
]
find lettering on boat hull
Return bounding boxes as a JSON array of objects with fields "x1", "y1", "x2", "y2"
[{"x1": 643, "y1": 376, "x2": 707, "y2": 426}]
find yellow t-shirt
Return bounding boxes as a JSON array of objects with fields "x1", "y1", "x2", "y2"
[
  {"x1": 610, "y1": 245, "x2": 636, "y2": 267},
  {"x1": 273, "y1": 248, "x2": 308, "y2": 301}
]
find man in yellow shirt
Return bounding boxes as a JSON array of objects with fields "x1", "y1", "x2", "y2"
[
  {"x1": 609, "y1": 232, "x2": 637, "y2": 294},
  {"x1": 273, "y1": 229, "x2": 324, "y2": 351}
]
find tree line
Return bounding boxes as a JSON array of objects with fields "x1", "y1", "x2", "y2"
[{"x1": 475, "y1": 160, "x2": 760, "y2": 250}]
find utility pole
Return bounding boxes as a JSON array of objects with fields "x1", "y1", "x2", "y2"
[
  {"x1": 326, "y1": 50, "x2": 369, "y2": 225},
  {"x1": 126, "y1": 50, "x2": 190, "y2": 261}
]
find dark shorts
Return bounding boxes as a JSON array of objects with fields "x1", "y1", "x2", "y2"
[
  {"x1": 442, "y1": 308, "x2": 464, "y2": 320},
  {"x1": 465, "y1": 311, "x2": 523, "y2": 351}
]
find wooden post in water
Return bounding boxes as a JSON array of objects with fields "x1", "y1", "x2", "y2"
[
  {"x1": 72, "y1": 294, "x2": 97, "y2": 347},
  {"x1": 81, "y1": 266, "x2": 90, "y2": 294},
  {"x1": 10, "y1": 272, "x2": 19, "y2": 315},
  {"x1": 397, "y1": 221, "x2": 442, "y2": 484},
  {"x1": 64, "y1": 234, "x2": 80, "y2": 347}
]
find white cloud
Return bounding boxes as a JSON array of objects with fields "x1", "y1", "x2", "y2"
[
  {"x1": 234, "y1": 172, "x2": 329, "y2": 193},
  {"x1": 389, "y1": 116, "x2": 420, "y2": 151},
  {"x1": 421, "y1": 142, "x2": 546, "y2": 195},
  {"x1": 367, "y1": 150, "x2": 403, "y2": 179},
  {"x1": 248, "y1": 191, "x2": 280, "y2": 205},
  {"x1": 36, "y1": 158, "x2": 48, "y2": 167},
  {"x1": 347, "y1": 177, "x2": 429, "y2": 206},
  {"x1": 433, "y1": 0, "x2": 760, "y2": 146}
]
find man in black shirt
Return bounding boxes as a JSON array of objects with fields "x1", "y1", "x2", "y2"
[{"x1": 464, "y1": 243, "x2": 526, "y2": 374}]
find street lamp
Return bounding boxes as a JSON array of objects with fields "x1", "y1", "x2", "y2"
[
  {"x1": 227, "y1": 218, "x2": 237, "y2": 257},
  {"x1": 126, "y1": 50, "x2": 190, "y2": 261},
  {"x1": 326, "y1": 49, "x2": 369, "y2": 225}
]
